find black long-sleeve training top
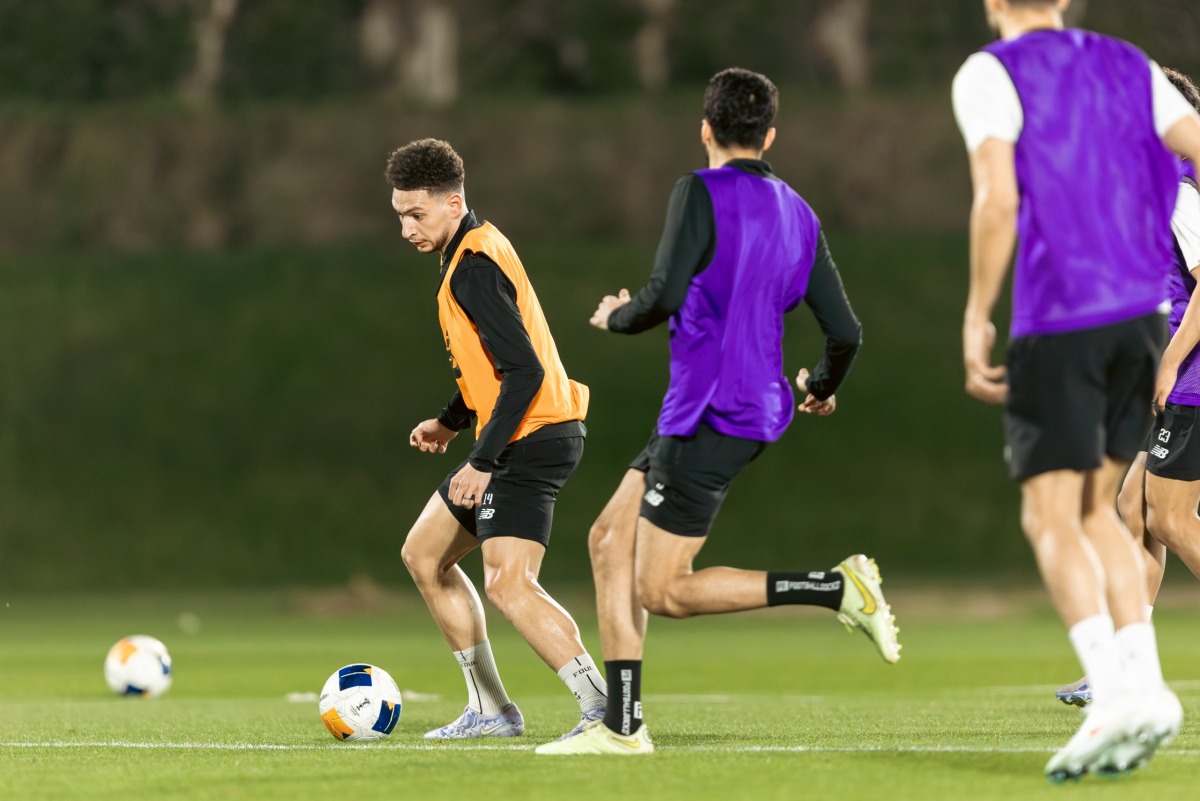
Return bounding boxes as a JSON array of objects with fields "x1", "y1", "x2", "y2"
[{"x1": 605, "y1": 159, "x2": 862, "y2": 401}]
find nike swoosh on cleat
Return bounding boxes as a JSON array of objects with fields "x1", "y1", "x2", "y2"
[
  {"x1": 479, "y1": 722, "x2": 512, "y2": 736},
  {"x1": 842, "y1": 565, "x2": 877, "y2": 615}
]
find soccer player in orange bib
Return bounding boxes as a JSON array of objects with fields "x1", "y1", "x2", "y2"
[{"x1": 387, "y1": 138, "x2": 604, "y2": 742}]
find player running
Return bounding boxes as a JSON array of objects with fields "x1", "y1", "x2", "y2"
[
  {"x1": 1056, "y1": 67, "x2": 1200, "y2": 709},
  {"x1": 387, "y1": 138, "x2": 606, "y2": 741},
  {"x1": 536, "y1": 67, "x2": 900, "y2": 757},
  {"x1": 953, "y1": 0, "x2": 1200, "y2": 781}
]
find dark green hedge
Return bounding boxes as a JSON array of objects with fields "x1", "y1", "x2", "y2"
[{"x1": 1, "y1": 1, "x2": 1195, "y2": 102}]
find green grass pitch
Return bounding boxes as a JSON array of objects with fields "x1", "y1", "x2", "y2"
[{"x1": 1, "y1": 589, "x2": 1197, "y2": 800}]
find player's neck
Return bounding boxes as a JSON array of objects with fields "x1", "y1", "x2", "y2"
[
  {"x1": 998, "y1": 9, "x2": 1063, "y2": 40},
  {"x1": 437, "y1": 211, "x2": 470, "y2": 257},
  {"x1": 707, "y1": 147, "x2": 762, "y2": 169}
]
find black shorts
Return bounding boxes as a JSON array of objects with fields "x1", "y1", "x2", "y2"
[
  {"x1": 437, "y1": 431, "x2": 584, "y2": 547},
  {"x1": 628, "y1": 429, "x2": 657, "y2": 473},
  {"x1": 1146, "y1": 403, "x2": 1200, "y2": 481},
  {"x1": 638, "y1": 424, "x2": 767, "y2": 537},
  {"x1": 1004, "y1": 313, "x2": 1166, "y2": 481}
]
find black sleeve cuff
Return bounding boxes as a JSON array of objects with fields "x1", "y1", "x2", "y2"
[{"x1": 437, "y1": 392, "x2": 475, "y2": 432}]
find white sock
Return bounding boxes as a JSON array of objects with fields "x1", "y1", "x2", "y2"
[
  {"x1": 1115, "y1": 622, "x2": 1165, "y2": 691},
  {"x1": 1146, "y1": 604, "x2": 1154, "y2": 620},
  {"x1": 1068, "y1": 614, "x2": 1120, "y2": 704},
  {"x1": 556, "y1": 653, "x2": 607, "y2": 713},
  {"x1": 454, "y1": 641, "x2": 511, "y2": 716}
]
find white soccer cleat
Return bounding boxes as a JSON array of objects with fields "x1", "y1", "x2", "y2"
[
  {"x1": 423, "y1": 703, "x2": 524, "y2": 739},
  {"x1": 534, "y1": 720, "x2": 654, "y2": 755},
  {"x1": 1045, "y1": 701, "x2": 1136, "y2": 782},
  {"x1": 1055, "y1": 676, "x2": 1092, "y2": 707},
  {"x1": 1092, "y1": 685, "x2": 1183, "y2": 776},
  {"x1": 832, "y1": 554, "x2": 901, "y2": 664}
]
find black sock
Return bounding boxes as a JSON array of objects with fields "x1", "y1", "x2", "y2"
[
  {"x1": 602, "y1": 660, "x2": 642, "y2": 735},
  {"x1": 767, "y1": 571, "x2": 844, "y2": 610}
]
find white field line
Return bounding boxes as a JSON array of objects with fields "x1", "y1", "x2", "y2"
[
  {"x1": 395, "y1": 682, "x2": 1200, "y2": 704},
  {"x1": 1, "y1": 740, "x2": 1198, "y2": 756}
]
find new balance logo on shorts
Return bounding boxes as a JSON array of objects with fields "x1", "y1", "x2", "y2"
[
  {"x1": 1151, "y1": 444, "x2": 1170, "y2": 459},
  {"x1": 479, "y1": 493, "x2": 496, "y2": 520},
  {"x1": 644, "y1": 483, "x2": 665, "y2": 507}
]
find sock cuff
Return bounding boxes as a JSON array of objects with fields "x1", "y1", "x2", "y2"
[
  {"x1": 557, "y1": 654, "x2": 600, "y2": 683},
  {"x1": 1067, "y1": 614, "x2": 1115, "y2": 642},
  {"x1": 453, "y1": 640, "x2": 490, "y2": 667}
]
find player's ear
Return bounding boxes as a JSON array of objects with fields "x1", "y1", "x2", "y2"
[
  {"x1": 761, "y1": 128, "x2": 777, "y2": 154},
  {"x1": 700, "y1": 119, "x2": 713, "y2": 145}
]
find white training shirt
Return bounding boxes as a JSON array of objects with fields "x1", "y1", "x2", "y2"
[
  {"x1": 951, "y1": 51, "x2": 1198, "y2": 152},
  {"x1": 1175, "y1": 181, "x2": 1200, "y2": 274}
]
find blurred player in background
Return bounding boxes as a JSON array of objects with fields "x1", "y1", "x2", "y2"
[
  {"x1": 536, "y1": 67, "x2": 900, "y2": 757},
  {"x1": 1056, "y1": 67, "x2": 1200, "y2": 709},
  {"x1": 953, "y1": 0, "x2": 1200, "y2": 780},
  {"x1": 387, "y1": 138, "x2": 606, "y2": 741}
]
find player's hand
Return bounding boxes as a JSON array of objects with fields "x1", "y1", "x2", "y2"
[
  {"x1": 448, "y1": 463, "x2": 491, "y2": 509},
  {"x1": 962, "y1": 318, "x2": 1007, "y2": 405},
  {"x1": 796, "y1": 369, "x2": 836, "y2": 415},
  {"x1": 589, "y1": 288, "x2": 632, "y2": 330},
  {"x1": 409, "y1": 419, "x2": 457, "y2": 454},
  {"x1": 1153, "y1": 358, "x2": 1180, "y2": 415}
]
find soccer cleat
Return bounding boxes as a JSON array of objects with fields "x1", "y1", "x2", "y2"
[
  {"x1": 534, "y1": 720, "x2": 654, "y2": 755},
  {"x1": 1055, "y1": 677, "x2": 1093, "y2": 708},
  {"x1": 423, "y1": 703, "x2": 524, "y2": 739},
  {"x1": 555, "y1": 706, "x2": 606, "y2": 741},
  {"x1": 1045, "y1": 700, "x2": 1136, "y2": 782},
  {"x1": 832, "y1": 554, "x2": 901, "y2": 664},
  {"x1": 1092, "y1": 686, "x2": 1183, "y2": 776}
]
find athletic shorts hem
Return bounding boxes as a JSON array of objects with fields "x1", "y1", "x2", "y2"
[{"x1": 1146, "y1": 403, "x2": 1200, "y2": 481}]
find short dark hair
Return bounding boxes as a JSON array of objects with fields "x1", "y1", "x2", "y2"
[
  {"x1": 703, "y1": 68, "x2": 779, "y2": 150},
  {"x1": 384, "y1": 138, "x2": 464, "y2": 194},
  {"x1": 1163, "y1": 67, "x2": 1200, "y2": 116}
]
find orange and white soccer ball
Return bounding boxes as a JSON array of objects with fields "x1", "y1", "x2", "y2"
[
  {"x1": 104, "y1": 635, "x2": 173, "y2": 697},
  {"x1": 319, "y1": 663, "x2": 402, "y2": 741}
]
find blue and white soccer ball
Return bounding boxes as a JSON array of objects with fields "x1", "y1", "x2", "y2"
[
  {"x1": 104, "y1": 635, "x2": 173, "y2": 697},
  {"x1": 319, "y1": 663, "x2": 402, "y2": 741}
]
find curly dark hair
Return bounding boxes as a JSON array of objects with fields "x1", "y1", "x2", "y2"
[
  {"x1": 1163, "y1": 67, "x2": 1200, "y2": 116},
  {"x1": 384, "y1": 138, "x2": 465, "y2": 194},
  {"x1": 703, "y1": 68, "x2": 779, "y2": 150}
]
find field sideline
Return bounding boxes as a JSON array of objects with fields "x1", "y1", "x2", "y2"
[{"x1": 1, "y1": 587, "x2": 1197, "y2": 800}]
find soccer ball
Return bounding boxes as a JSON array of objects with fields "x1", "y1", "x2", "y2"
[
  {"x1": 104, "y1": 635, "x2": 173, "y2": 697},
  {"x1": 319, "y1": 663, "x2": 402, "y2": 741}
]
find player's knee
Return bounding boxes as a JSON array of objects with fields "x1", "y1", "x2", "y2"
[
  {"x1": 1019, "y1": 505, "x2": 1045, "y2": 546},
  {"x1": 637, "y1": 576, "x2": 690, "y2": 619},
  {"x1": 1116, "y1": 485, "x2": 1141, "y2": 529},
  {"x1": 587, "y1": 519, "x2": 609, "y2": 560},
  {"x1": 400, "y1": 537, "x2": 438, "y2": 584},
  {"x1": 588, "y1": 517, "x2": 629, "y2": 566},
  {"x1": 482, "y1": 568, "x2": 528, "y2": 615},
  {"x1": 1145, "y1": 503, "x2": 1183, "y2": 549}
]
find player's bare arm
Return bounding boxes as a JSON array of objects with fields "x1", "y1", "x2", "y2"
[
  {"x1": 410, "y1": 418, "x2": 458, "y2": 453},
  {"x1": 1155, "y1": 273, "x2": 1200, "y2": 410},
  {"x1": 1163, "y1": 111, "x2": 1200, "y2": 167},
  {"x1": 963, "y1": 137, "x2": 1018, "y2": 405}
]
